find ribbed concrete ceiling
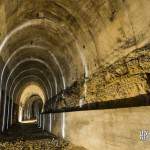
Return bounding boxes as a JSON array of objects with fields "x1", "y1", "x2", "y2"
[
  {"x1": 0, "y1": 0, "x2": 100, "y2": 106},
  {"x1": 0, "y1": 0, "x2": 149, "y2": 108},
  {"x1": 19, "y1": 85, "x2": 45, "y2": 112}
]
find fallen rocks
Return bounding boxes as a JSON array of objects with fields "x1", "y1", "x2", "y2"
[{"x1": 0, "y1": 123, "x2": 86, "y2": 150}]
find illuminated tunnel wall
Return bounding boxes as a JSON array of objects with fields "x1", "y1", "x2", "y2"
[{"x1": 0, "y1": 0, "x2": 149, "y2": 135}]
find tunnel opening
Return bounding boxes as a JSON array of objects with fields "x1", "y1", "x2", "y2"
[
  {"x1": 22, "y1": 95, "x2": 43, "y2": 123},
  {"x1": 17, "y1": 83, "x2": 45, "y2": 123}
]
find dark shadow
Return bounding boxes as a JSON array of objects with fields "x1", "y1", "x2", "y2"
[
  {"x1": 0, "y1": 123, "x2": 57, "y2": 142},
  {"x1": 44, "y1": 93, "x2": 150, "y2": 114}
]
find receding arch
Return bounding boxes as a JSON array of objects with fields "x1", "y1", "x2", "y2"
[
  {"x1": 3, "y1": 74, "x2": 49, "y2": 132},
  {"x1": 0, "y1": 18, "x2": 89, "y2": 79},
  {"x1": 8, "y1": 68, "x2": 52, "y2": 99},
  {"x1": 0, "y1": 45, "x2": 66, "y2": 92},
  {"x1": 18, "y1": 84, "x2": 45, "y2": 122},
  {"x1": 10, "y1": 75, "x2": 48, "y2": 126},
  {"x1": 2, "y1": 57, "x2": 56, "y2": 132},
  {"x1": 6, "y1": 68, "x2": 53, "y2": 128}
]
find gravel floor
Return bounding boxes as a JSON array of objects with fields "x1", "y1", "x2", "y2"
[{"x1": 0, "y1": 123, "x2": 86, "y2": 150}]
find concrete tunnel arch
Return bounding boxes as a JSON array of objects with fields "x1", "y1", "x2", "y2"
[
  {"x1": 6, "y1": 75, "x2": 49, "y2": 130},
  {"x1": 0, "y1": 20, "x2": 90, "y2": 132},
  {"x1": 1, "y1": 57, "x2": 58, "y2": 131},
  {"x1": 0, "y1": 15, "x2": 92, "y2": 132},
  {"x1": 18, "y1": 84, "x2": 45, "y2": 123}
]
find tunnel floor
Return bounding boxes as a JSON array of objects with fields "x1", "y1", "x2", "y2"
[{"x1": 0, "y1": 123, "x2": 83, "y2": 150}]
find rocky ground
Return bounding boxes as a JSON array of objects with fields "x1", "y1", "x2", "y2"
[{"x1": 0, "y1": 123, "x2": 85, "y2": 150}]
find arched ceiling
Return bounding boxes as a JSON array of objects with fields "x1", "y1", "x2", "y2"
[
  {"x1": 0, "y1": 0, "x2": 149, "y2": 108},
  {"x1": 22, "y1": 95, "x2": 43, "y2": 121},
  {"x1": 19, "y1": 84, "x2": 45, "y2": 106},
  {"x1": 13, "y1": 78, "x2": 48, "y2": 105}
]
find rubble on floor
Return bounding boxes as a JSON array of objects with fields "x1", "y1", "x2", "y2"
[{"x1": 0, "y1": 123, "x2": 86, "y2": 150}]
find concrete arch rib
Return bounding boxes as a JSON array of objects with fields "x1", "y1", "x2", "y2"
[
  {"x1": 9, "y1": 75, "x2": 48, "y2": 128},
  {"x1": 1, "y1": 45, "x2": 66, "y2": 93},
  {"x1": 1, "y1": 58, "x2": 57, "y2": 132}
]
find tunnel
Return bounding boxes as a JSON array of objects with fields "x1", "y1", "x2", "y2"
[{"x1": 0, "y1": 0, "x2": 150, "y2": 150}]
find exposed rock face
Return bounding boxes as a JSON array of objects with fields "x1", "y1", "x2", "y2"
[
  {"x1": 47, "y1": 44, "x2": 150, "y2": 110},
  {"x1": 85, "y1": 44, "x2": 150, "y2": 103}
]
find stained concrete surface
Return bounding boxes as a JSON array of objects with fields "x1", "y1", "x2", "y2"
[{"x1": 44, "y1": 106, "x2": 150, "y2": 150}]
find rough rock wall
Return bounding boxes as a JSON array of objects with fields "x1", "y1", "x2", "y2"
[
  {"x1": 45, "y1": 44, "x2": 150, "y2": 111},
  {"x1": 85, "y1": 44, "x2": 150, "y2": 103}
]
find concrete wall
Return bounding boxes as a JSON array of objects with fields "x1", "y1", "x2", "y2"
[{"x1": 43, "y1": 106, "x2": 150, "y2": 150}]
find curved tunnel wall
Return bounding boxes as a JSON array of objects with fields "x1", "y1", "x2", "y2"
[
  {"x1": 23, "y1": 95, "x2": 43, "y2": 121},
  {"x1": 0, "y1": 0, "x2": 149, "y2": 133},
  {"x1": 19, "y1": 86, "x2": 44, "y2": 122}
]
